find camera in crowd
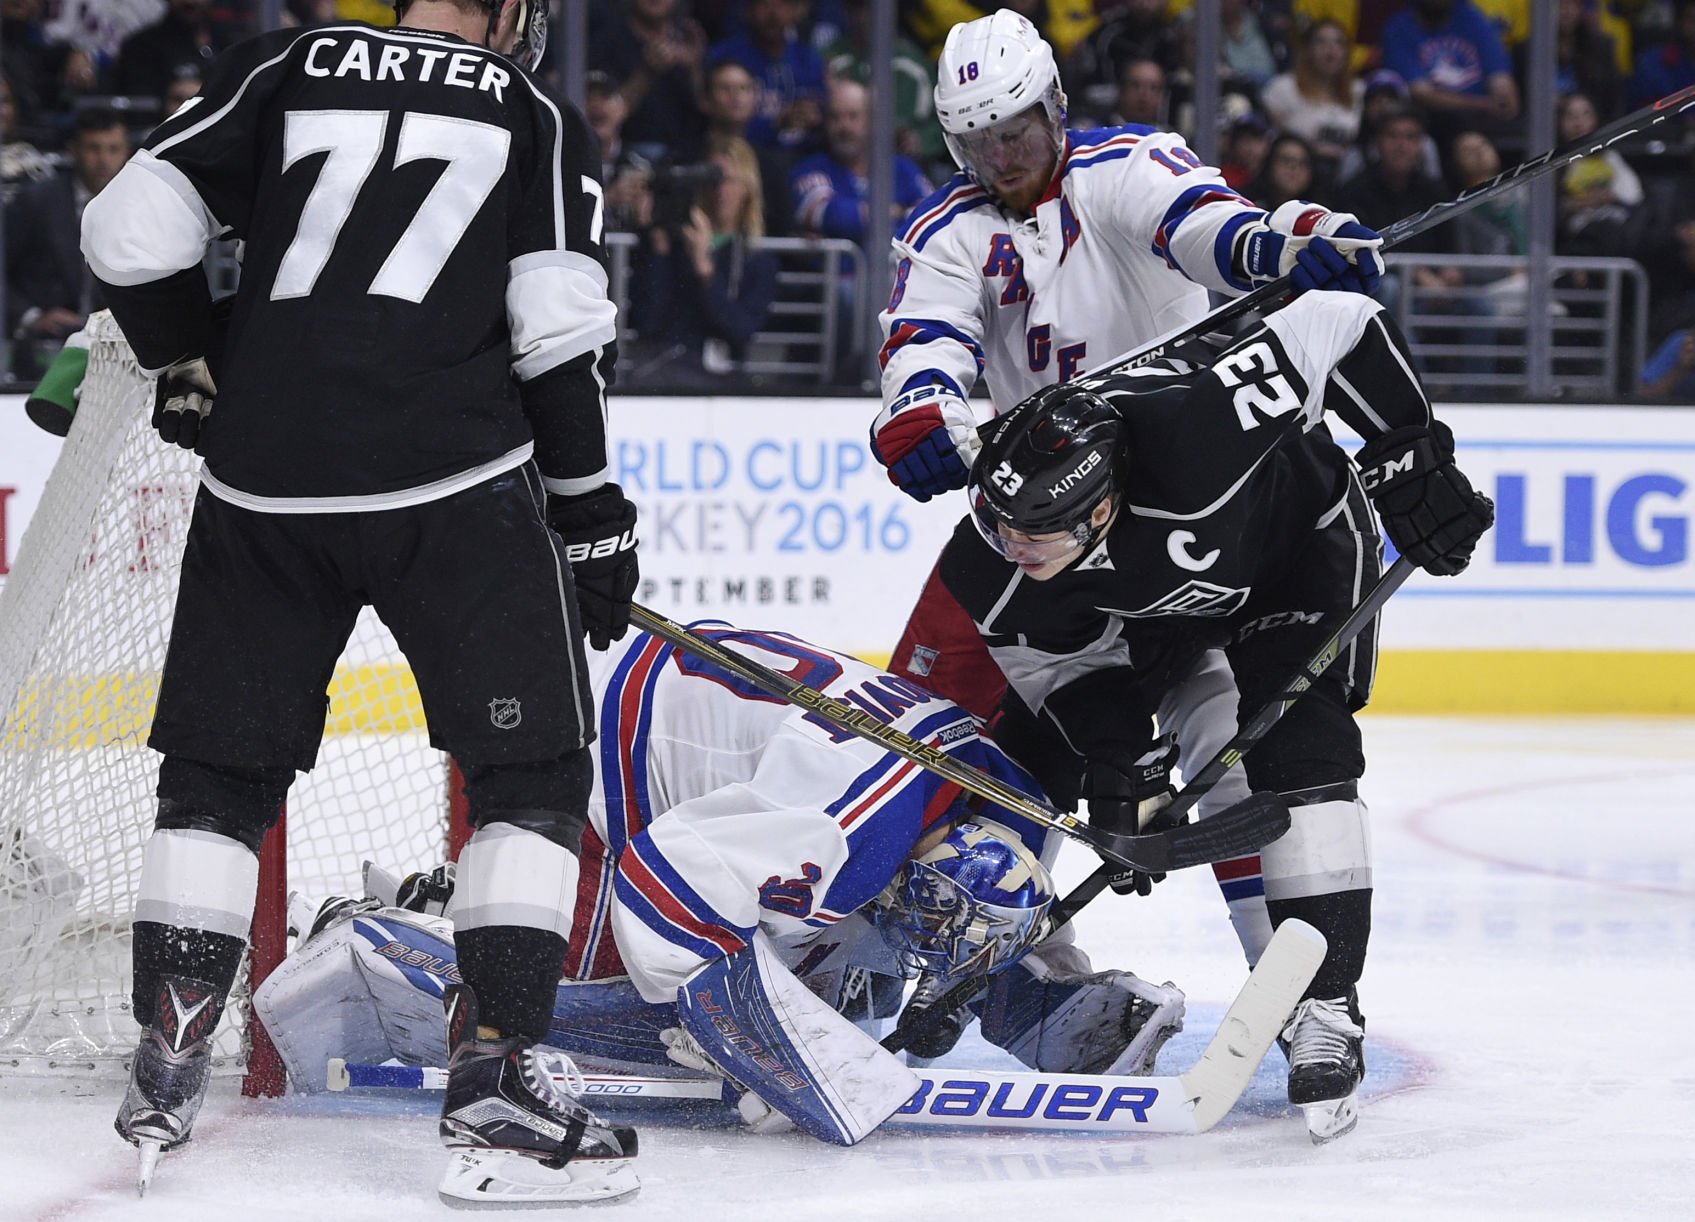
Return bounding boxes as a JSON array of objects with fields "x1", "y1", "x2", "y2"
[{"x1": 649, "y1": 161, "x2": 724, "y2": 232}]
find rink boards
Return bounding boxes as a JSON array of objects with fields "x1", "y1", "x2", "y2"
[{"x1": 3, "y1": 395, "x2": 1691, "y2": 713}]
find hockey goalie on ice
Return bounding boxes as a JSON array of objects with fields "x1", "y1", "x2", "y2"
[{"x1": 254, "y1": 625, "x2": 1198, "y2": 1185}]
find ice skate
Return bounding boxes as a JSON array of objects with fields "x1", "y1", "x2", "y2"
[
  {"x1": 437, "y1": 986, "x2": 639, "y2": 1206},
  {"x1": 115, "y1": 974, "x2": 226, "y2": 1194},
  {"x1": 1282, "y1": 993, "x2": 1365, "y2": 1144}
]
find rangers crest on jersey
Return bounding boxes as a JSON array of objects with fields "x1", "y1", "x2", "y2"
[{"x1": 1104, "y1": 580, "x2": 1250, "y2": 618}]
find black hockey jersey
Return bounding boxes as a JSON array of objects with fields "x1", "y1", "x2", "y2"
[
  {"x1": 83, "y1": 23, "x2": 615, "y2": 509},
  {"x1": 942, "y1": 294, "x2": 1431, "y2": 764}
]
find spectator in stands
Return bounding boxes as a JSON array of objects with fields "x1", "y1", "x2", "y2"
[
  {"x1": 1640, "y1": 322, "x2": 1695, "y2": 399},
  {"x1": 1637, "y1": 194, "x2": 1695, "y2": 346},
  {"x1": 5, "y1": 107, "x2": 126, "y2": 377},
  {"x1": 626, "y1": 138, "x2": 780, "y2": 387},
  {"x1": 1262, "y1": 18, "x2": 1364, "y2": 182},
  {"x1": 1065, "y1": 0, "x2": 1181, "y2": 123},
  {"x1": 1447, "y1": 128, "x2": 1531, "y2": 327},
  {"x1": 709, "y1": 0, "x2": 827, "y2": 151},
  {"x1": 1247, "y1": 132, "x2": 1319, "y2": 210},
  {"x1": 1380, "y1": 0, "x2": 1520, "y2": 144},
  {"x1": 823, "y1": 0, "x2": 945, "y2": 169},
  {"x1": 111, "y1": 0, "x2": 228, "y2": 103},
  {"x1": 688, "y1": 56, "x2": 794, "y2": 238},
  {"x1": 586, "y1": 72, "x2": 656, "y2": 234},
  {"x1": 2, "y1": 0, "x2": 97, "y2": 132},
  {"x1": 1108, "y1": 55, "x2": 1169, "y2": 128},
  {"x1": 1, "y1": 74, "x2": 53, "y2": 207},
  {"x1": 1555, "y1": 90, "x2": 1643, "y2": 261},
  {"x1": 593, "y1": 0, "x2": 708, "y2": 162},
  {"x1": 1557, "y1": 0, "x2": 1623, "y2": 119},
  {"x1": 1218, "y1": 108, "x2": 1274, "y2": 191},
  {"x1": 285, "y1": 0, "x2": 340, "y2": 27},
  {"x1": 906, "y1": 0, "x2": 1099, "y2": 64},
  {"x1": 160, "y1": 63, "x2": 201, "y2": 121},
  {"x1": 1176, "y1": 0, "x2": 1278, "y2": 89},
  {"x1": 789, "y1": 78, "x2": 931, "y2": 247},
  {"x1": 1334, "y1": 69, "x2": 1444, "y2": 183},
  {"x1": 1630, "y1": 0, "x2": 1695, "y2": 109},
  {"x1": 1332, "y1": 102, "x2": 1459, "y2": 306},
  {"x1": 1290, "y1": 0, "x2": 1402, "y2": 74}
]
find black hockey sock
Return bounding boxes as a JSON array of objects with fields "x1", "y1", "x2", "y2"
[
  {"x1": 132, "y1": 921, "x2": 246, "y2": 1026},
  {"x1": 1267, "y1": 888, "x2": 1373, "y2": 1002},
  {"x1": 455, "y1": 925, "x2": 569, "y2": 1044}
]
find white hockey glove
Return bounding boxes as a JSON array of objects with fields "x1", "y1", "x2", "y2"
[
  {"x1": 152, "y1": 356, "x2": 217, "y2": 451},
  {"x1": 870, "y1": 381, "x2": 980, "y2": 502},
  {"x1": 1236, "y1": 201, "x2": 1384, "y2": 296}
]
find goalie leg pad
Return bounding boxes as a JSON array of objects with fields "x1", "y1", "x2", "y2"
[
  {"x1": 974, "y1": 951, "x2": 1186, "y2": 1075},
  {"x1": 675, "y1": 937, "x2": 919, "y2": 1146}
]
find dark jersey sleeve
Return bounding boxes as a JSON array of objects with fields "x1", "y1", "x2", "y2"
[
  {"x1": 505, "y1": 95, "x2": 618, "y2": 494},
  {"x1": 82, "y1": 28, "x2": 305, "y2": 371}
]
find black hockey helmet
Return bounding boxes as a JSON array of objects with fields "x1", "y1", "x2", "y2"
[
  {"x1": 969, "y1": 384, "x2": 1126, "y2": 566},
  {"x1": 393, "y1": 0, "x2": 548, "y2": 72}
]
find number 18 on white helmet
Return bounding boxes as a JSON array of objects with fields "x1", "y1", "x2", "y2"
[{"x1": 934, "y1": 11, "x2": 1068, "y2": 213}]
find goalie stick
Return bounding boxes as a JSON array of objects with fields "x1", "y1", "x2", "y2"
[
  {"x1": 1075, "y1": 82, "x2": 1695, "y2": 381},
  {"x1": 884, "y1": 555, "x2": 1416, "y2": 1056},
  {"x1": 628, "y1": 604, "x2": 1289, "y2": 874},
  {"x1": 325, "y1": 917, "x2": 1325, "y2": 1135}
]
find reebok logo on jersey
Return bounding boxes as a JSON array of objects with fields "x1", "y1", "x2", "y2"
[{"x1": 489, "y1": 698, "x2": 522, "y2": 730}]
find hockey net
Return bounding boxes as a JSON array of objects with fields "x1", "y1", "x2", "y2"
[{"x1": 0, "y1": 313, "x2": 456, "y2": 1093}]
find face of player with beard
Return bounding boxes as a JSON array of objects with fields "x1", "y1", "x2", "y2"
[{"x1": 958, "y1": 105, "x2": 1063, "y2": 215}]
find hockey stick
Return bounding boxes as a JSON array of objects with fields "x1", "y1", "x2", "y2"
[
  {"x1": 1075, "y1": 83, "x2": 1695, "y2": 382},
  {"x1": 628, "y1": 604, "x2": 1289, "y2": 874},
  {"x1": 883, "y1": 554, "x2": 1416, "y2": 1055},
  {"x1": 323, "y1": 917, "x2": 1324, "y2": 1135}
]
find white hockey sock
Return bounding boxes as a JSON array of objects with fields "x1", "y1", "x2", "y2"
[
  {"x1": 450, "y1": 824, "x2": 577, "y2": 937},
  {"x1": 135, "y1": 828, "x2": 259, "y2": 939}
]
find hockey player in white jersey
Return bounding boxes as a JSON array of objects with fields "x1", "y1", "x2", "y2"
[
  {"x1": 255, "y1": 623, "x2": 1187, "y2": 1156},
  {"x1": 870, "y1": 9, "x2": 1385, "y2": 988}
]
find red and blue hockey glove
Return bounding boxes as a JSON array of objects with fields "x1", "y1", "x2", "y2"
[
  {"x1": 1238, "y1": 201, "x2": 1384, "y2": 296},
  {"x1": 870, "y1": 382, "x2": 980, "y2": 502}
]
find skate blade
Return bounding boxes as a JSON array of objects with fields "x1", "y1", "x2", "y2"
[
  {"x1": 439, "y1": 1148, "x2": 640, "y2": 1208},
  {"x1": 1299, "y1": 1092, "x2": 1359, "y2": 1144},
  {"x1": 136, "y1": 1140, "x2": 163, "y2": 1196}
]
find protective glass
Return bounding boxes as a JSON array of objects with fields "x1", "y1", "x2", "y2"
[
  {"x1": 874, "y1": 859, "x2": 1049, "y2": 981},
  {"x1": 947, "y1": 104, "x2": 1062, "y2": 188}
]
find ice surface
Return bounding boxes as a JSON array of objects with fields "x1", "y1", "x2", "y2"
[{"x1": 4, "y1": 715, "x2": 1692, "y2": 1220}]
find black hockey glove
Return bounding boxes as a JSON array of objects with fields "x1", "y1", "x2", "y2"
[
  {"x1": 547, "y1": 484, "x2": 640, "y2": 650},
  {"x1": 1356, "y1": 421, "x2": 1495, "y2": 577},
  {"x1": 152, "y1": 356, "x2": 217, "y2": 451},
  {"x1": 1083, "y1": 740, "x2": 1184, "y2": 896},
  {"x1": 396, "y1": 862, "x2": 456, "y2": 916}
]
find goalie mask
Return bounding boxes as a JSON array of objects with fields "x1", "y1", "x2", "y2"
[
  {"x1": 872, "y1": 818, "x2": 1054, "y2": 981},
  {"x1": 969, "y1": 384, "x2": 1126, "y2": 569},
  {"x1": 393, "y1": 0, "x2": 547, "y2": 72}
]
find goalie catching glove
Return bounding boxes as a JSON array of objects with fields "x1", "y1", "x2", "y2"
[
  {"x1": 546, "y1": 483, "x2": 640, "y2": 650},
  {"x1": 1236, "y1": 201, "x2": 1384, "y2": 296},
  {"x1": 871, "y1": 380, "x2": 980, "y2": 501},
  {"x1": 1356, "y1": 420, "x2": 1495, "y2": 576}
]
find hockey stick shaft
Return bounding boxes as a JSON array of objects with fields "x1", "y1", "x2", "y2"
[
  {"x1": 628, "y1": 604, "x2": 1285, "y2": 873},
  {"x1": 883, "y1": 555, "x2": 1414, "y2": 1054},
  {"x1": 1076, "y1": 83, "x2": 1695, "y2": 382}
]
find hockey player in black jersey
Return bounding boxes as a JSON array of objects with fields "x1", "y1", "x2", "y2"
[
  {"x1": 80, "y1": 0, "x2": 640, "y2": 1203},
  {"x1": 942, "y1": 291, "x2": 1494, "y2": 1143}
]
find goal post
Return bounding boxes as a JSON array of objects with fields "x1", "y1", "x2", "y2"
[{"x1": 0, "y1": 313, "x2": 459, "y2": 1093}]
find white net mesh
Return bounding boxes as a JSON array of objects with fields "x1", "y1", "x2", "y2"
[{"x1": 0, "y1": 314, "x2": 450, "y2": 1080}]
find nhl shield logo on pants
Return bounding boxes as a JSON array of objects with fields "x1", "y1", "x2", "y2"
[{"x1": 489, "y1": 698, "x2": 522, "y2": 730}]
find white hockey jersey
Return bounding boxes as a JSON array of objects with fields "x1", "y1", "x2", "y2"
[
  {"x1": 878, "y1": 125, "x2": 1261, "y2": 412},
  {"x1": 563, "y1": 625, "x2": 1047, "y2": 992}
]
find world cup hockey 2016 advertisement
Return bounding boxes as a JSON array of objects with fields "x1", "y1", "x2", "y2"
[{"x1": 2, "y1": 396, "x2": 1691, "y2": 711}]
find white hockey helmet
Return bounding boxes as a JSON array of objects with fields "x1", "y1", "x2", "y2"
[{"x1": 934, "y1": 11, "x2": 1067, "y2": 198}]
